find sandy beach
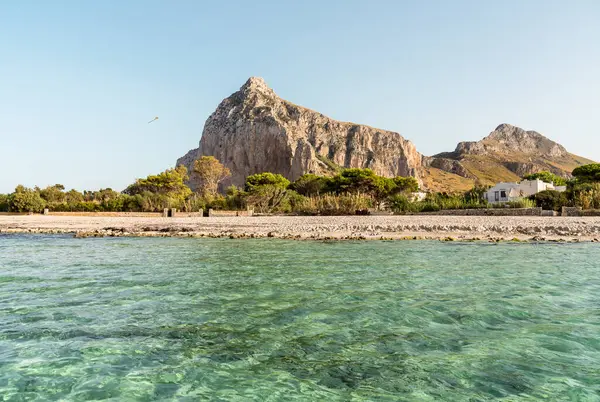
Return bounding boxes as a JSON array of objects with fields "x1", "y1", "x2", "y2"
[{"x1": 2, "y1": 214, "x2": 600, "y2": 241}]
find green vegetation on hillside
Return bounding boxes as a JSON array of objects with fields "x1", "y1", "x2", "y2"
[
  {"x1": 316, "y1": 155, "x2": 342, "y2": 172},
  {"x1": 423, "y1": 151, "x2": 595, "y2": 192}
]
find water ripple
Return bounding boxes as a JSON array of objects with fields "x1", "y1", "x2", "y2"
[{"x1": 1, "y1": 235, "x2": 600, "y2": 400}]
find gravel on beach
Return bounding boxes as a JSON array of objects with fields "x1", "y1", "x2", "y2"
[{"x1": 2, "y1": 215, "x2": 600, "y2": 242}]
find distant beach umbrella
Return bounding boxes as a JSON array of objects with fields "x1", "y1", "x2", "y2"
[{"x1": 148, "y1": 116, "x2": 159, "y2": 124}]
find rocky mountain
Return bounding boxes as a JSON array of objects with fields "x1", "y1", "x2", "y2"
[
  {"x1": 424, "y1": 124, "x2": 594, "y2": 191},
  {"x1": 177, "y1": 78, "x2": 594, "y2": 192},
  {"x1": 177, "y1": 77, "x2": 423, "y2": 190}
]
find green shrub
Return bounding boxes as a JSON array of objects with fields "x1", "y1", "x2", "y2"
[
  {"x1": 181, "y1": 193, "x2": 206, "y2": 212},
  {"x1": 207, "y1": 195, "x2": 228, "y2": 210},
  {"x1": 71, "y1": 201, "x2": 101, "y2": 212},
  {"x1": 290, "y1": 174, "x2": 327, "y2": 196},
  {"x1": 285, "y1": 190, "x2": 307, "y2": 212},
  {"x1": 416, "y1": 201, "x2": 441, "y2": 212},
  {"x1": 531, "y1": 190, "x2": 569, "y2": 211},
  {"x1": 124, "y1": 166, "x2": 192, "y2": 208},
  {"x1": 464, "y1": 185, "x2": 490, "y2": 204},
  {"x1": 294, "y1": 194, "x2": 373, "y2": 215},
  {"x1": 498, "y1": 198, "x2": 537, "y2": 209},
  {"x1": 247, "y1": 186, "x2": 288, "y2": 213},
  {"x1": 8, "y1": 186, "x2": 46, "y2": 213},
  {"x1": 225, "y1": 186, "x2": 247, "y2": 210},
  {"x1": 0, "y1": 194, "x2": 8, "y2": 212},
  {"x1": 570, "y1": 182, "x2": 600, "y2": 209},
  {"x1": 572, "y1": 164, "x2": 600, "y2": 183},
  {"x1": 388, "y1": 194, "x2": 414, "y2": 214},
  {"x1": 422, "y1": 192, "x2": 489, "y2": 211},
  {"x1": 393, "y1": 176, "x2": 419, "y2": 193},
  {"x1": 131, "y1": 192, "x2": 182, "y2": 212},
  {"x1": 38, "y1": 184, "x2": 66, "y2": 204},
  {"x1": 245, "y1": 173, "x2": 290, "y2": 191},
  {"x1": 327, "y1": 168, "x2": 378, "y2": 194}
]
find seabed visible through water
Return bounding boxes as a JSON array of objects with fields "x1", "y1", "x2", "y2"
[{"x1": 1, "y1": 235, "x2": 599, "y2": 400}]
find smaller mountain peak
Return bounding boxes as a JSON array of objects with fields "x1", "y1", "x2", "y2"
[{"x1": 483, "y1": 123, "x2": 567, "y2": 157}]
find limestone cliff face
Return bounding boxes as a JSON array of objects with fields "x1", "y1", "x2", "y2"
[{"x1": 177, "y1": 77, "x2": 424, "y2": 190}]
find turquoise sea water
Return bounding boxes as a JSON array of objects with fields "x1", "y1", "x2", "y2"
[{"x1": 1, "y1": 235, "x2": 599, "y2": 401}]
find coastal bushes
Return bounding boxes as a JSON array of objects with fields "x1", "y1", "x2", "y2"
[
  {"x1": 7, "y1": 186, "x2": 46, "y2": 213},
  {"x1": 8, "y1": 162, "x2": 600, "y2": 215},
  {"x1": 289, "y1": 174, "x2": 327, "y2": 196},
  {"x1": 294, "y1": 194, "x2": 373, "y2": 215},
  {"x1": 390, "y1": 190, "x2": 489, "y2": 214},
  {"x1": 530, "y1": 190, "x2": 569, "y2": 211},
  {"x1": 388, "y1": 186, "x2": 540, "y2": 214},
  {"x1": 499, "y1": 198, "x2": 536, "y2": 209},
  {"x1": 556, "y1": 164, "x2": 600, "y2": 209},
  {"x1": 517, "y1": 164, "x2": 600, "y2": 211},
  {"x1": 124, "y1": 166, "x2": 192, "y2": 205},
  {"x1": 571, "y1": 183, "x2": 600, "y2": 210},
  {"x1": 244, "y1": 173, "x2": 294, "y2": 213},
  {"x1": 235, "y1": 170, "x2": 417, "y2": 214},
  {"x1": 572, "y1": 164, "x2": 600, "y2": 183}
]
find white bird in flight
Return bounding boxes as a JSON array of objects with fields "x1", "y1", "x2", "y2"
[{"x1": 148, "y1": 116, "x2": 159, "y2": 124}]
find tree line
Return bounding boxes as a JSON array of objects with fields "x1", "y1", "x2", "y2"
[
  {"x1": 0, "y1": 156, "x2": 418, "y2": 215},
  {"x1": 2, "y1": 159, "x2": 599, "y2": 214}
]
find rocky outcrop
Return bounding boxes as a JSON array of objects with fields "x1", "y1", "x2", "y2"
[
  {"x1": 423, "y1": 157, "x2": 474, "y2": 179},
  {"x1": 503, "y1": 162, "x2": 545, "y2": 177},
  {"x1": 177, "y1": 77, "x2": 424, "y2": 190}
]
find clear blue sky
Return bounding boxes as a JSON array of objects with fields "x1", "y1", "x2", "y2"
[{"x1": 1, "y1": 0, "x2": 599, "y2": 192}]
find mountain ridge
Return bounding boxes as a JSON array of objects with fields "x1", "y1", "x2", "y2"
[{"x1": 177, "y1": 77, "x2": 594, "y2": 192}]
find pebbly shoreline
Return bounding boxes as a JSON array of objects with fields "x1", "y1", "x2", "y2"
[{"x1": 2, "y1": 215, "x2": 600, "y2": 242}]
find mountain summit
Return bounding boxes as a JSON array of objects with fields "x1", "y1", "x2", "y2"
[
  {"x1": 177, "y1": 78, "x2": 594, "y2": 192},
  {"x1": 454, "y1": 124, "x2": 567, "y2": 158}
]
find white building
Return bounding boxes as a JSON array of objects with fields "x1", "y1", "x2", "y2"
[{"x1": 484, "y1": 179, "x2": 566, "y2": 203}]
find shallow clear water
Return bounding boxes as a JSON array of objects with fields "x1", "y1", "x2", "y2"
[{"x1": 1, "y1": 235, "x2": 600, "y2": 401}]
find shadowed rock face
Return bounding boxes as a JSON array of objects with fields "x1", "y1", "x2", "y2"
[{"x1": 177, "y1": 77, "x2": 424, "y2": 190}]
